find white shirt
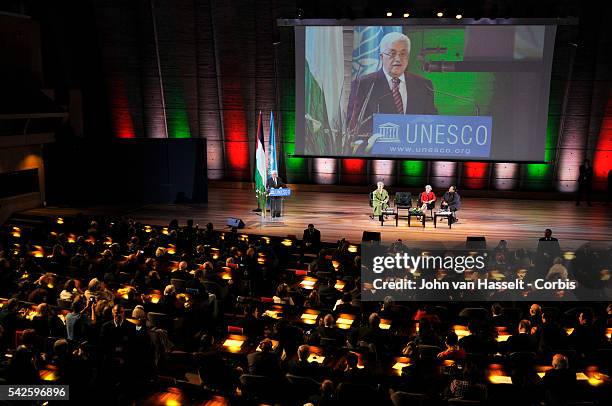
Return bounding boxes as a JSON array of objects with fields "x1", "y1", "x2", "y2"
[{"x1": 382, "y1": 69, "x2": 407, "y2": 113}]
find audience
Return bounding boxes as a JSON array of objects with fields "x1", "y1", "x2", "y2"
[
  {"x1": 437, "y1": 331, "x2": 466, "y2": 361},
  {"x1": 542, "y1": 354, "x2": 577, "y2": 406},
  {"x1": 0, "y1": 216, "x2": 609, "y2": 405},
  {"x1": 246, "y1": 338, "x2": 280, "y2": 377},
  {"x1": 288, "y1": 344, "x2": 321, "y2": 379},
  {"x1": 506, "y1": 319, "x2": 537, "y2": 353}
]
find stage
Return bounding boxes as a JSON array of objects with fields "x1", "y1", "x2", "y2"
[{"x1": 19, "y1": 188, "x2": 612, "y2": 250}]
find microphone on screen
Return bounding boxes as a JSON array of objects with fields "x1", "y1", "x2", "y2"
[{"x1": 425, "y1": 84, "x2": 481, "y2": 116}]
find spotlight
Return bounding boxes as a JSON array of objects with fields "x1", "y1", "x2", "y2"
[
  {"x1": 455, "y1": 14, "x2": 462, "y2": 19},
  {"x1": 386, "y1": 11, "x2": 393, "y2": 17},
  {"x1": 436, "y1": 11, "x2": 444, "y2": 17},
  {"x1": 403, "y1": 12, "x2": 410, "y2": 18}
]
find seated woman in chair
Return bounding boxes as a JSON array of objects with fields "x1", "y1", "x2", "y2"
[
  {"x1": 419, "y1": 185, "x2": 436, "y2": 213},
  {"x1": 372, "y1": 181, "x2": 389, "y2": 223},
  {"x1": 441, "y1": 186, "x2": 461, "y2": 223}
]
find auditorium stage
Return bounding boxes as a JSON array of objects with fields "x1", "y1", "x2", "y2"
[{"x1": 20, "y1": 188, "x2": 612, "y2": 250}]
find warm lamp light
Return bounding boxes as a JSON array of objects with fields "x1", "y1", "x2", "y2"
[
  {"x1": 453, "y1": 325, "x2": 470, "y2": 338},
  {"x1": 300, "y1": 276, "x2": 317, "y2": 290}
]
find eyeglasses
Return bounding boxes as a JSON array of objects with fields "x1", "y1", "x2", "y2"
[{"x1": 382, "y1": 50, "x2": 409, "y2": 60}]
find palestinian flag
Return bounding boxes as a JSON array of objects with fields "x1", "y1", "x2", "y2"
[{"x1": 255, "y1": 111, "x2": 267, "y2": 216}]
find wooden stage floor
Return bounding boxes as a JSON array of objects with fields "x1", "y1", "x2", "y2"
[{"x1": 21, "y1": 188, "x2": 612, "y2": 250}]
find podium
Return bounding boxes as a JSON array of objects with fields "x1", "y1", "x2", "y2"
[{"x1": 267, "y1": 187, "x2": 291, "y2": 218}]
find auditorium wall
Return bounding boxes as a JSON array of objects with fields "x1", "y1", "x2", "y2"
[{"x1": 39, "y1": 0, "x2": 611, "y2": 193}]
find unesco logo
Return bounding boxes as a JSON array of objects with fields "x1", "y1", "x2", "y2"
[{"x1": 376, "y1": 122, "x2": 400, "y2": 142}]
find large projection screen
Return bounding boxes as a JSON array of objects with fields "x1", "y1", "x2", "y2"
[{"x1": 294, "y1": 22, "x2": 558, "y2": 162}]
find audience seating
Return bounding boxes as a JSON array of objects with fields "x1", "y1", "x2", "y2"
[{"x1": 0, "y1": 214, "x2": 609, "y2": 406}]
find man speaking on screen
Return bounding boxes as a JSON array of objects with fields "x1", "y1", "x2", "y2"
[{"x1": 347, "y1": 32, "x2": 437, "y2": 147}]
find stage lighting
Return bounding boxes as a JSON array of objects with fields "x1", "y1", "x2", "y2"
[
  {"x1": 456, "y1": 14, "x2": 462, "y2": 19},
  {"x1": 386, "y1": 11, "x2": 393, "y2": 17},
  {"x1": 436, "y1": 11, "x2": 444, "y2": 17},
  {"x1": 403, "y1": 12, "x2": 410, "y2": 18}
]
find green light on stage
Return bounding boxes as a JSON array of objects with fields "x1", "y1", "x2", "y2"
[
  {"x1": 168, "y1": 112, "x2": 191, "y2": 139},
  {"x1": 281, "y1": 78, "x2": 307, "y2": 181},
  {"x1": 406, "y1": 28, "x2": 495, "y2": 117},
  {"x1": 525, "y1": 86, "x2": 562, "y2": 187},
  {"x1": 401, "y1": 160, "x2": 425, "y2": 176},
  {"x1": 526, "y1": 163, "x2": 550, "y2": 178},
  {"x1": 399, "y1": 160, "x2": 426, "y2": 186}
]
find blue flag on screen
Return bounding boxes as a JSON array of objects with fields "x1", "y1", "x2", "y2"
[
  {"x1": 268, "y1": 112, "x2": 278, "y2": 175},
  {"x1": 370, "y1": 114, "x2": 493, "y2": 158}
]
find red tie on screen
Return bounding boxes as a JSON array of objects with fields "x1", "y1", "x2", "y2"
[{"x1": 391, "y1": 77, "x2": 403, "y2": 114}]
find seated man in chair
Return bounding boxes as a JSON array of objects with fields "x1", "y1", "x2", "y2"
[
  {"x1": 372, "y1": 181, "x2": 390, "y2": 223},
  {"x1": 418, "y1": 185, "x2": 436, "y2": 215},
  {"x1": 441, "y1": 185, "x2": 461, "y2": 223}
]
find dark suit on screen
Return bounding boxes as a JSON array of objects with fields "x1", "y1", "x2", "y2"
[{"x1": 347, "y1": 70, "x2": 437, "y2": 138}]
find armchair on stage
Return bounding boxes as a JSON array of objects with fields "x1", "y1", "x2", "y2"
[
  {"x1": 267, "y1": 187, "x2": 291, "y2": 218},
  {"x1": 394, "y1": 192, "x2": 412, "y2": 224}
]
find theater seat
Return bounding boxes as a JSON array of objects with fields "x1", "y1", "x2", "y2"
[
  {"x1": 501, "y1": 307, "x2": 522, "y2": 325},
  {"x1": 390, "y1": 391, "x2": 428, "y2": 406},
  {"x1": 239, "y1": 374, "x2": 280, "y2": 402},
  {"x1": 458, "y1": 307, "x2": 488, "y2": 322},
  {"x1": 417, "y1": 345, "x2": 443, "y2": 359},
  {"x1": 320, "y1": 337, "x2": 341, "y2": 353},
  {"x1": 227, "y1": 325, "x2": 244, "y2": 335},
  {"x1": 286, "y1": 374, "x2": 321, "y2": 403},
  {"x1": 148, "y1": 312, "x2": 171, "y2": 330},
  {"x1": 448, "y1": 399, "x2": 482, "y2": 405},
  {"x1": 170, "y1": 278, "x2": 186, "y2": 292},
  {"x1": 57, "y1": 299, "x2": 73, "y2": 309},
  {"x1": 507, "y1": 351, "x2": 536, "y2": 369},
  {"x1": 336, "y1": 382, "x2": 379, "y2": 404}
]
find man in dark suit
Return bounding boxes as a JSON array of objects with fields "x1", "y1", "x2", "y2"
[
  {"x1": 350, "y1": 313, "x2": 390, "y2": 355},
  {"x1": 266, "y1": 170, "x2": 286, "y2": 218},
  {"x1": 288, "y1": 345, "x2": 321, "y2": 379},
  {"x1": 318, "y1": 278, "x2": 341, "y2": 309},
  {"x1": 302, "y1": 224, "x2": 321, "y2": 254},
  {"x1": 537, "y1": 229, "x2": 561, "y2": 270},
  {"x1": 441, "y1": 185, "x2": 461, "y2": 223},
  {"x1": 576, "y1": 159, "x2": 593, "y2": 206},
  {"x1": 313, "y1": 314, "x2": 345, "y2": 344},
  {"x1": 505, "y1": 319, "x2": 536, "y2": 353},
  {"x1": 569, "y1": 311, "x2": 601, "y2": 357},
  {"x1": 542, "y1": 354, "x2": 577, "y2": 406},
  {"x1": 100, "y1": 304, "x2": 136, "y2": 386},
  {"x1": 246, "y1": 338, "x2": 281, "y2": 377},
  {"x1": 490, "y1": 303, "x2": 509, "y2": 328},
  {"x1": 347, "y1": 32, "x2": 437, "y2": 143}
]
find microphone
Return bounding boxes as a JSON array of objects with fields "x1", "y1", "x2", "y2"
[{"x1": 425, "y1": 84, "x2": 481, "y2": 116}]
